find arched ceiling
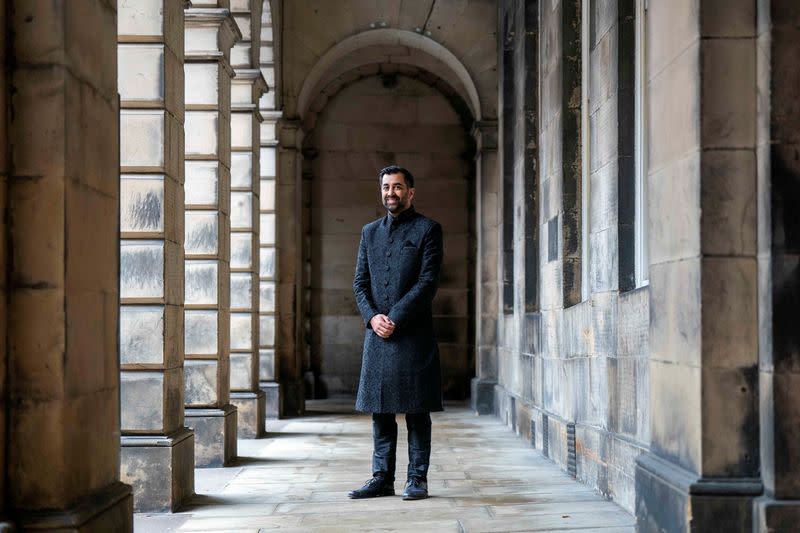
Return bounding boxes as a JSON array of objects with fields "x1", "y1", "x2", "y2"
[{"x1": 279, "y1": 0, "x2": 497, "y2": 121}]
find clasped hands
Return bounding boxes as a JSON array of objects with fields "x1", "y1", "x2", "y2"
[{"x1": 370, "y1": 314, "x2": 396, "y2": 339}]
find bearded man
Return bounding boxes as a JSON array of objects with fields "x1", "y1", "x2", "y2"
[{"x1": 347, "y1": 165, "x2": 444, "y2": 501}]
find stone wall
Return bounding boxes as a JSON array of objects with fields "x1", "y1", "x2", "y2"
[
  {"x1": 307, "y1": 74, "x2": 474, "y2": 399},
  {"x1": 491, "y1": 0, "x2": 650, "y2": 513}
]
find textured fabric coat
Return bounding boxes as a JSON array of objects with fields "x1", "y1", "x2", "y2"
[{"x1": 353, "y1": 206, "x2": 444, "y2": 414}]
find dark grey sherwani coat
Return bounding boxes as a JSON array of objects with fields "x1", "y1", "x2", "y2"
[{"x1": 353, "y1": 206, "x2": 444, "y2": 414}]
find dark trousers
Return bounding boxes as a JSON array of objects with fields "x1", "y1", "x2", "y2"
[{"x1": 372, "y1": 412, "x2": 431, "y2": 483}]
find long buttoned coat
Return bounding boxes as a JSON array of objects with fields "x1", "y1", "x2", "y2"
[{"x1": 353, "y1": 206, "x2": 444, "y2": 414}]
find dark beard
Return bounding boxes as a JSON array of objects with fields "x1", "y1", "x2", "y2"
[{"x1": 384, "y1": 197, "x2": 402, "y2": 212}]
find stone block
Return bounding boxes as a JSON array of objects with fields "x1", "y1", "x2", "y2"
[
  {"x1": 648, "y1": 151, "x2": 701, "y2": 266},
  {"x1": 120, "y1": 367, "x2": 183, "y2": 434},
  {"x1": 120, "y1": 240, "x2": 164, "y2": 300},
  {"x1": 118, "y1": 44, "x2": 165, "y2": 105},
  {"x1": 701, "y1": 0, "x2": 756, "y2": 38},
  {"x1": 184, "y1": 359, "x2": 219, "y2": 407},
  {"x1": 230, "y1": 272, "x2": 253, "y2": 310},
  {"x1": 120, "y1": 174, "x2": 165, "y2": 235},
  {"x1": 120, "y1": 305, "x2": 173, "y2": 367},
  {"x1": 259, "y1": 349, "x2": 276, "y2": 381},
  {"x1": 185, "y1": 259, "x2": 219, "y2": 306},
  {"x1": 231, "y1": 151, "x2": 253, "y2": 189},
  {"x1": 259, "y1": 314, "x2": 275, "y2": 346},
  {"x1": 700, "y1": 150, "x2": 757, "y2": 256},
  {"x1": 261, "y1": 381, "x2": 281, "y2": 418},
  {"x1": 232, "y1": 233, "x2": 254, "y2": 269},
  {"x1": 230, "y1": 351, "x2": 256, "y2": 391},
  {"x1": 647, "y1": 43, "x2": 700, "y2": 173},
  {"x1": 120, "y1": 109, "x2": 166, "y2": 169},
  {"x1": 231, "y1": 112, "x2": 253, "y2": 150},
  {"x1": 185, "y1": 310, "x2": 218, "y2": 355},
  {"x1": 260, "y1": 213, "x2": 276, "y2": 245},
  {"x1": 231, "y1": 191, "x2": 253, "y2": 230},
  {"x1": 185, "y1": 110, "x2": 220, "y2": 158},
  {"x1": 231, "y1": 391, "x2": 266, "y2": 438},
  {"x1": 701, "y1": 257, "x2": 758, "y2": 369},
  {"x1": 701, "y1": 38, "x2": 756, "y2": 149},
  {"x1": 649, "y1": 359, "x2": 701, "y2": 474},
  {"x1": 185, "y1": 405, "x2": 237, "y2": 467},
  {"x1": 230, "y1": 312, "x2": 254, "y2": 351},
  {"x1": 260, "y1": 178, "x2": 276, "y2": 210},
  {"x1": 120, "y1": 428, "x2": 194, "y2": 512},
  {"x1": 186, "y1": 160, "x2": 220, "y2": 207},
  {"x1": 649, "y1": 259, "x2": 702, "y2": 366},
  {"x1": 185, "y1": 211, "x2": 219, "y2": 256},
  {"x1": 646, "y1": 0, "x2": 700, "y2": 81}
]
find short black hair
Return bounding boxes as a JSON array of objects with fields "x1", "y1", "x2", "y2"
[{"x1": 378, "y1": 165, "x2": 414, "y2": 189}]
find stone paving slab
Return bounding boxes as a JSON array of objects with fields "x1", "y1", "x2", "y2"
[{"x1": 135, "y1": 400, "x2": 634, "y2": 533}]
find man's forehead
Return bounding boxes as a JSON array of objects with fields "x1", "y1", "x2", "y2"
[{"x1": 381, "y1": 173, "x2": 410, "y2": 186}]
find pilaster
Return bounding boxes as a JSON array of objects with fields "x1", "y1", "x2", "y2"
[
  {"x1": 228, "y1": 0, "x2": 268, "y2": 438},
  {"x1": 118, "y1": 0, "x2": 195, "y2": 512},
  {"x1": 183, "y1": 2, "x2": 241, "y2": 468},
  {"x1": 471, "y1": 120, "x2": 499, "y2": 415},
  {"x1": 6, "y1": 0, "x2": 133, "y2": 529}
]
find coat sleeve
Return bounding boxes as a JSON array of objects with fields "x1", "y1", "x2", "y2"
[
  {"x1": 387, "y1": 221, "x2": 443, "y2": 329},
  {"x1": 353, "y1": 227, "x2": 379, "y2": 329}
]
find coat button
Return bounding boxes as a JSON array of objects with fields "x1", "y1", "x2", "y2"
[
  {"x1": 384, "y1": 280, "x2": 389, "y2": 286},
  {"x1": 389, "y1": 238, "x2": 394, "y2": 243},
  {"x1": 385, "y1": 265, "x2": 390, "y2": 271},
  {"x1": 386, "y1": 251, "x2": 391, "y2": 257}
]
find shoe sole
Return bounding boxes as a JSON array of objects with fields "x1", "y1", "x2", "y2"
[
  {"x1": 402, "y1": 494, "x2": 428, "y2": 500},
  {"x1": 348, "y1": 491, "x2": 395, "y2": 499}
]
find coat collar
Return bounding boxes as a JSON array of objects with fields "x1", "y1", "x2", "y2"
[{"x1": 384, "y1": 205, "x2": 417, "y2": 227}]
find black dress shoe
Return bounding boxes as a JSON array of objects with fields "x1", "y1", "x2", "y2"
[
  {"x1": 348, "y1": 476, "x2": 395, "y2": 499},
  {"x1": 402, "y1": 478, "x2": 428, "y2": 500}
]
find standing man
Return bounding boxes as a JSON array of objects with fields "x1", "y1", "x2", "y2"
[{"x1": 348, "y1": 165, "x2": 444, "y2": 501}]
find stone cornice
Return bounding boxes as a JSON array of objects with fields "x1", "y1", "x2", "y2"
[
  {"x1": 278, "y1": 119, "x2": 303, "y2": 150},
  {"x1": 233, "y1": 68, "x2": 269, "y2": 96},
  {"x1": 185, "y1": 7, "x2": 242, "y2": 52}
]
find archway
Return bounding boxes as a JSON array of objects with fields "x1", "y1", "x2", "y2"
[{"x1": 298, "y1": 54, "x2": 478, "y2": 401}]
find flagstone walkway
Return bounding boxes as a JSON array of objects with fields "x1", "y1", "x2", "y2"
[{"x1": 135, "y1": 400, "x2": 635, "y2": 532}]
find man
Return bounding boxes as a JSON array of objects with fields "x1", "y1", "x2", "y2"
[{"x1": 348, "y1": 165, "x2": 444, "y2": 501}]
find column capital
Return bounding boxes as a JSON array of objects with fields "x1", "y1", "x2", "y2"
[
  {"x1": 472, "y1": 120, "x2": 498, "y2": 153},
  {"x1": 185, "y1": 7, "x2": 242, "y2": 59},
  {"x1": 278, "y1": 119, "x2": 304, "y2": 150}
]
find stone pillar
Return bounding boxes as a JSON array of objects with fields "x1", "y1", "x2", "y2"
[
  {"x1": 753, "y1": 1, "x2": 800, "y2": 530},
  {"x1": 117, "y1": 0, "x2": 194, "y2": 512},
  {"x1": 229, "y1": 0, "x2": 268, "y2": 438},
  {"x1": 471, "y1": 120, "x2": 500, "y2": 414},
  {"x1": 5, "y1": 1, "x2": 133, "y2": 530},
  {"x1": 183, "y1": 4, "x2": 241, "y2": 468},
  {"x1": 259, "y1": 111, "x2": 283, "y2": 418},
  {"x1": 635, "y1": 2, "x2": 760, "y2": 531},
  {"x1": 275, "y1": 119, "x2": 306, "y2": 416}
]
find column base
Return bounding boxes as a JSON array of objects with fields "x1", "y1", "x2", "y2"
[
  {"x1": 185, "y1": 404, "x2": 238, "y2": 468},
  {"x1": 14, "y1": 481, "x2": 132, "y2": 532},
  {"x1": 260, "y1": 380, "x2": 282, "y2": 419},
  {"x1": 120, "y1": 427, "x2": 194, "y2": 512},
  {"x1": 230, "y1": 391, "x2": 266, "y2": 438},
  {"x1": 753, "y1": 495, "x2": 800, "y2": 532},
  {"x1": 635, "y1": 452, "x2": 761, "y2": 533},
  {"x1": 471, "y1": 378, "x2": 496, "y2": 415}
]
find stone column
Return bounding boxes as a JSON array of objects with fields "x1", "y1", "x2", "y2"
[
  {"x1": 183, "y1": 4, "x2": 241, "y2": 468},
  {"x1": 5, "y1": 1, "x2": 133, "y2": 530},
  {"x1": 471, "y1": 120, "x2": 500, "y2": 414},
  {"x1": 275, "y1": 119, "x2": 306, "y2": 416},
  {"x1": 753, "y1": 1, "x2": 800, "y2": 529},
  {"x1": 635, "y1": 2, "x2": 760, "y2": 531},
  {"x1": 118, "y1": 0, "x2": 194, "y2": 512},
  {"x1": 258, "y1": 2, "x2": 283, "y2": 419},
  {"x1": 228, "y1": 0, "x2": 268, "y2": 438},
  {"x1": 259, "y1": 111, "x2": 283, "y2": 418}
]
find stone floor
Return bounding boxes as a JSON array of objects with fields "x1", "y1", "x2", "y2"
[{"x1": 135, "y1": 400, "x2": 635, "y2": 532}]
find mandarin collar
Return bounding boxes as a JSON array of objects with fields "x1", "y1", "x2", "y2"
[{"x1": 385, "y1": 205, "x2": 416, "y2": 226}]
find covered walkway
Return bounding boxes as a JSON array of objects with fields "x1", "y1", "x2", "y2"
[{"x1": 135, "y1": 401, "x2": 634, "y2": 532}]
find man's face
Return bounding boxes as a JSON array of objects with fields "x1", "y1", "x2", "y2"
[{"x1": 381, "y1": 173, "x2": 414, "y2": 213}]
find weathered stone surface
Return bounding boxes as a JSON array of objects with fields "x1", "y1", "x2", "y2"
[{"x1": 185, "y1": 405, "x2": 238, "y2": 468}]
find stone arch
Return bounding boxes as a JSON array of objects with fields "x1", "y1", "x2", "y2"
[{"x1": 296, "y1": 29, "x2": 483, "y2": 124}]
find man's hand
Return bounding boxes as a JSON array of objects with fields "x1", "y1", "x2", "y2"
[{"x1": 369, "y1": 314, "x2": 396, "y2": 338}]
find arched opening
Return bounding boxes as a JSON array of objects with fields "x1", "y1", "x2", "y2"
[{"x1": 299, "y1": 63, "x2": 477, "y2": 402}]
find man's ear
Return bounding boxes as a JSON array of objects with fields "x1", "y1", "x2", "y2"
[{"x1": 408, "y1": 187, "x2": 415, "y2": 202}]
